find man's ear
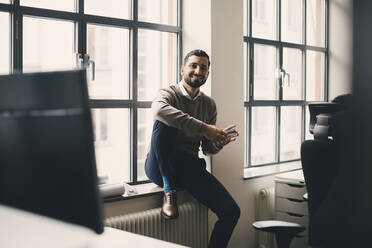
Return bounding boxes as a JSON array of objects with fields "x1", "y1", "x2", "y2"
[{"x1": 180, "y1": 65, "x2": 184, "y2": 75}]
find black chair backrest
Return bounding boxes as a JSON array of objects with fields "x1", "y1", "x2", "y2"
[
  {"x1": 308, "y1": 102, "x2": 346, "y2": 135},
  {"x1": 0, "y1": 70, "x2": 104, "y2": 234}
]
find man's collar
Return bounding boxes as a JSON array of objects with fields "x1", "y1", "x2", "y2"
[{"x1": 179, "y1": 81, "x2": 201, "y2": 100}]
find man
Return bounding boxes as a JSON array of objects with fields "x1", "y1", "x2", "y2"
[{"x1": 145, "y1": 49, "x2": 240, "y2": 247}]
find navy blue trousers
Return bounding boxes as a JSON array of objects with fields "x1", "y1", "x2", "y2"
[{"x1": 145, "y1": 120, "x2": 240, "y2": 248}]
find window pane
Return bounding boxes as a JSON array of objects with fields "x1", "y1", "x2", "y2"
[
  {"x1": 254, "y1": 44, "x2": 278, "y2": 100},
  {"x1": 281, "y1": 0, "x2": 303, "y2": 44},
  {"x1": 137, "y1": 108, "x2": 153, "y2": 181},
  {"x1": 283, "y1": 48, "x2": 303, "y2": 100},
  {"x1": 85, "y1": 0, "x2": 130, "y2": 20},
  {"x1": 251, "y1": 107, "x2": 276, "y2": 165},
  {"x1": 280, "y1": 106, "x2": 302, "y2": 161},
  {"x1": 252, "y1": 0, "x2": 277, "y2": 40},
  {"x1": 87, "y1": 24, "x2": 130, "y2": 99},
  {"x1": 0, "y1": 12, "x2": 10, "y2": 74},
  {"x1": 307, "y1": 0, "x2": 325, "y2": 47},
  {"x1": 92, "y1": 109, "x2": 130, "y2": 183},
  {"x1": 138, "y1": 29, "x2": 177, "y2": 101},
  {"x1": 138, "y1": 0, "x2": 177, "y2": 26},
  {"x1": 21, "y1": 0, "x2": 75, "y2": 12},
  {"x1": 306, "y1": 50, "x2": 325, "y2": 101},
  {"x1": 23, "y1": 17, "x2": 76, "y2": 72},
  {"x1": 0, "y1": 0, "x2": 10, "y2": 3}
]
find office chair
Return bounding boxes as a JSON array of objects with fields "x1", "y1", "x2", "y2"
[
  {"x1": 252, "y1": 187, "x2": 306, "y2": 248},
  {"x1": 301, "y1": 94, "x2": 352, "y2": 246},
  {"x1": 252, "y1": 220, "x2": 305, "y2": 248},
  {"x1": 253, "y1": 95, "x2": 352, "y2": 248}
]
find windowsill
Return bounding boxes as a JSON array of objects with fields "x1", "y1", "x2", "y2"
[
  {"x1": 103, "y1": 183, "x2": 163, "y2": 203},
  {"x1": 103, "y1": 161, "x2": 303, "y2": 203},
  {"x1": 243, "y1": 160, "x2": 302, "y2": 179}
]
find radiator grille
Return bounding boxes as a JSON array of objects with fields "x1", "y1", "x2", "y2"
[
  {"x1": 105, "y1": 201, "x2": 208, "y2": 248},
  {"x1": 256, "y1": 187, "x2": 275, "y2": 248}
]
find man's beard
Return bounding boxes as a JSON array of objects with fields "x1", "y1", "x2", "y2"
[{"x1": 184, "y1": 75, "x2": 206, "y2": 88}]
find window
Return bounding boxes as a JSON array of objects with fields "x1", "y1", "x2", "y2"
[
  {"x1": 244, "y1": 0, "x2": 328, "y2": 167},
  {"x1": 0, "y1": 0, "x2": 181, "y2": 184}
]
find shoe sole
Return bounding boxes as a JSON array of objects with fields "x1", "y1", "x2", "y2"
[{"x1": 161, "y1": 211, "x2": 179, "y2": 220}]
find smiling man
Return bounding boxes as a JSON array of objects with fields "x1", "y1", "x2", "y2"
[{"x1": 145, "y1": 49, "x2": 240, "y2": 248}]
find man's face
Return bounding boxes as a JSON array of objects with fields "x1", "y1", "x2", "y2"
[{"x1": 181, "y1": 55, "x2": 210, "y2": 88}]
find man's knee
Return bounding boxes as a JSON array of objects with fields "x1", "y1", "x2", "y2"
[
  {"x1": 230, "y1": 203, "x2": 241, "y2": 224},
  {"x1": 218, "y1": 201, "x2": 241, "y2": 225},
  {"x1": 151, "y1": 120, "x2": 177, "y2": 148},
  {"x1": 153, "y1": 120, "x2": 176, "y2": 133}
]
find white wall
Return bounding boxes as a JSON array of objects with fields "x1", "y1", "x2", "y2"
[
  {"x1": 328, "y1": 0, "x2": 353, "y2": 99},
  {"x1": 209, "y1": 0, "x2": 246, "y2": 245},
  {"x1": 209, "y1": 0, "x2": 274, "y2": 246}
]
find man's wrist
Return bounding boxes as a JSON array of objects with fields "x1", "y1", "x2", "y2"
[
  {"x1": 212, "y1": 141, "x2": 223, "y2": 150},
  {"x1": 201, "y1": 122, "x2": 209, "y2": 136}
]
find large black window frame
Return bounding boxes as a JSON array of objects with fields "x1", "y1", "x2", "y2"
[
  {"x1": 244, "y1": 0, "x2": 329, "y2": 168},
  {"x1": 0, "y1": 0, "x2": 182, "y2": 184}
]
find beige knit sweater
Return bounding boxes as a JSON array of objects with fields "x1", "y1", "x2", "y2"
[{"x1": 152, "y1": 83, "x2": 221, "y2": 157}]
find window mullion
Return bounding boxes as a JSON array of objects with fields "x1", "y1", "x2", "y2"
[
  {"x1": 131, "y1": 107, "x2": 138, "y2": 183},
  {"x1": 247, "y1": 40, "x2": 253, "y2": 167},
  {"x1": 278, "y1": 0, "x2": 281, "y2": 42},
  {"x1": 131, "y1": 27, "x2": 138, "y2": 183},
  {"x1": 247, "y1": 106, "x2": 252, "y2": 167},
  {"x1": 249, "y1": 42, "x2": 254, "y2": 102},
  {"x1": 325, "y1": 0, "x2": 329, "y2": 101},
  {"x1": 304, "y1": 0, "x2": 307, "y2": 46},
  {"x1": 278, "y1": 45, "x2": 283, "y2": 102},
  {"x1": 248, "y1": 0, "x2": 252, "y2": 37},
  {"x1": 131, "y1": 0, "x2": 138, "y2": 183},
  {"x1": 177, "y1": 0, "x2": 182, "y2": 81},
  {"x1": 276, "y1": 105, "x2": 281, "y2": 163},
  {"x1": 277, "y1": 44, "x2": 282, "y2": 164},
  {"x1": 13, "y1": 0, "x2": 22, "y2": 72},
  {"x1": 77, "y1": 0, "x2": 85, "y2": 54},
  {"x1": 132, "y1": 0, "x2": 138, "y2": 21},
  {"x1": 301, "y1": 105, "x2": 306, "y2": 143}
]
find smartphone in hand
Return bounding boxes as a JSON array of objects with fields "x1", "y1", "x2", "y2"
[{"x1": 226, "y1": 129, "x2": 237, "y2": 136}]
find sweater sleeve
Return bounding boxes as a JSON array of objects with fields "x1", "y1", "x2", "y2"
[
  {"x1": 152, "y1": 88, "x2": 204, "y2": 136},
  {"x1": 201, "y1": 100, "x2": 222, "y2": 155}
]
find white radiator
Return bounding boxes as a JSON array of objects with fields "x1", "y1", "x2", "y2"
[
  {"x1": 255, "y1": 187, "x2": 275, "y2": 248},
  {"x1": 105, "y1": 201, "x2": 208, "y2": 248}
]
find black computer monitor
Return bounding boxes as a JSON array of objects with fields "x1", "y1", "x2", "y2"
[{"x1": 0, "y1": 70, "x2": 104, "y2": 234}]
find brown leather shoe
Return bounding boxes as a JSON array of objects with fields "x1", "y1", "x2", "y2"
[{"x1": 161, "y1": 190, "x2": 179, "y2": 220}]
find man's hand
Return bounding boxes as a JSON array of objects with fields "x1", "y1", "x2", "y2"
[
  {"x1": 217, "y1": 125, "x2": 239, "y2": 148},
  {"x1": 201, "y1": 123, "x2": 239, "y2": 148},
  {"x1": 201, "y1": 123, "x2": 228, "y2": 147}
]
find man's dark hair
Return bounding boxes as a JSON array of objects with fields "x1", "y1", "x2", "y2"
[{"x1": 183, "y1": 49, "x2": 210, "y2": 68}]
